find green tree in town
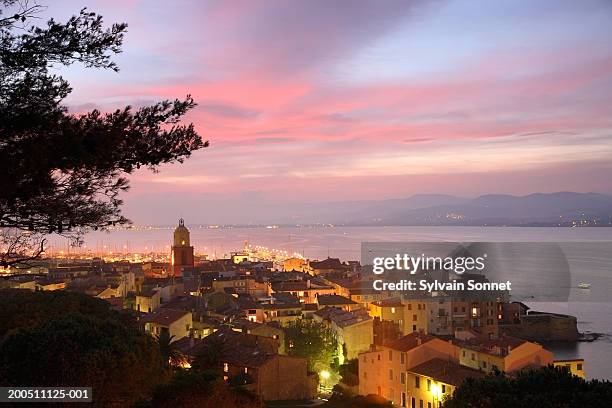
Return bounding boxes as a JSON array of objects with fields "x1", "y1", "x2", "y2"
[
  {"x1": 285, "y1": 318, "x2": 339, "y2": 372},
  {"x1": 0, "y1": 0, "x2": 207, "y2": 267},
  {"x1": 443, "y1": 366, "x2": 612, "y2": 408}
]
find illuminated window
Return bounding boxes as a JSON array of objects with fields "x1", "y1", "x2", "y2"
[
  {"x1": 391, "y1": 307, "x2": 396, "y2": 313},
  {"x1": 223, "y1": 363, "x2": 229, "y2": 373},
  {"x1": 427, "y1": 379, "x2": 431, "y2": 391},
  {"x1": 244, "y1": 367, "x2": 248, "y2": 374},
  {"x1": 471, "y1": 307, "x2": 478, "y2": 317}
]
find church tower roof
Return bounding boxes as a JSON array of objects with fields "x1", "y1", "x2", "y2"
[{"x1": 173, "y1": 218, "x2": 190, "y2": 246}]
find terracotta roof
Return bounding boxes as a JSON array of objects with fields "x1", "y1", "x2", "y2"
[
  {"x1": 456, "y1": 334, "x2": 528, "y2": 355},
  {"x1": 408, "y1": 358, "x2": 485, "y2": 385},
  {"x1": 179, "y1": 329, "x2": 280, "y2": 368},
  {"x1": 317, "y1": 294, "x2": 357, "y2": 306},
  {"x1": 371, "y1": 297, "x2": 404, "y2": 307},
  {"x1": 140, "y1": 308, "x2": 190, "y2": 326},
  {"x1": 272, "y1": 281, "x2": 309, "y2": 291},
  {"x1": 314, "y1": 306, "x2": 371, "y2": 328},
  {"x1": 384, "y1": 333, "x2": 436, "y2": 352},
  {"x1": 310, "y1": 258, "x2": 344, "y2": 269}
]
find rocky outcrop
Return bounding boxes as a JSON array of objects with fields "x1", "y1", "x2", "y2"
[{"x1": 499, "y1": 311, "x2": 579, "y2": 342}]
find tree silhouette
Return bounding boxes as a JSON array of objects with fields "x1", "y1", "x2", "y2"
[
  {"x1": 443, "y1": 366, "x2": 612, "y2": 408},
  {"x1": 156, "y1": 330, "x2": 184, "y2": 367},
  {"x1": 0, "y1": 1, "x2": 207, "y2": 267}
]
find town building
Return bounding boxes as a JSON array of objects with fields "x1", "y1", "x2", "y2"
[
  {"x1": 141, "y1": 308, "x2": 192, "y2": 340},
  {"x1": 313, "y1": 306, "x2": 373, "y2": 360},
  {"x1": 359, "y1": 332, "x2": 460, "y2": 405}
]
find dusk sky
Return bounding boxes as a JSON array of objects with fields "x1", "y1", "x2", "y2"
[{"x1": 49, "y1": 0, "x2": 612, "y2": 224}]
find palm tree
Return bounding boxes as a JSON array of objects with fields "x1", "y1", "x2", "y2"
[{"x1": 156, "y1": 330, "x2": 184, "y2": 367}]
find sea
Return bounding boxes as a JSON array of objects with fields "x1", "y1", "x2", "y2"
[{"x1": 47, "y1": 226, "x2": 612, "y2": 380}]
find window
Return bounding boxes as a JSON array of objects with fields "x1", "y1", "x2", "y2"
[
  {"x1": 413, "y1": 314, "x2": 417, "y2": 321},
  {"x1": 244, "y1": 367, "x2": 248, "y2": 374},
  {"x1": 401, "y1": 352, "x2": 405, "y2": 364},
  {"x1": 482, "y1": 361, "x2": 487, "y2": 368},
  {"x1": 408, "y1": 304, "x2": 412, "y2": 310},
  {"x1": 378, "y1": 354, "x2": 381, "y2": 361},
  {"x1": 428, "y1": 403, "x2": 432, "y2": 408},
  {"x1": 389, "y1": 350, "x2": 393, "y2": 361},
  {"x1": 442, "y1": 384, "x2": 446, "y2": 394},
  {"x1": 462, "y1": 350, "x2": 466, "y2": 357},
  {"x1": 389, "y1": 369, "x2": 393, "y2": 380},
  {"x1": 419, "y1": 399, "x2": 423, "y2": 408},
  {"x1": 427, "y1": 379, "x2": 431, "y2": 391},
  {"x1": 391, "y1": 307, "x2": 396, "y2": 313},
  {"x1": 223, "y1": 362, "x2": 229, "y2": 373},
  {"x1": 401, "y1": 372, "x2": 406, "y2": 384},
  {"x1": 415, "y1": 376, "x2": 420, "y2": 388},
  {"x1": 401, "y1": 392, "x2": 407, "y2": 407},
  {"x1": 471, "y1": 307, "x2": 478, "y2": 317},
  {"x1": 471, "y1": 353, "x2": 475, "y2": 361},
  {"x1": 364, "y1": 371, "x2": 367, "y2": 379},
  {"x1": 577, "y1": 363, "x2": 583, "y2": 371},
  {"x1": 411, "y1": 397, "x2": 416, "y2": 408}
]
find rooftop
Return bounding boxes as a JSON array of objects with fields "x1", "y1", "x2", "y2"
[
  {"x1": 408, "y1": 358, "x2": 485, "y2": 386},
  {"x1": 314, "y1": 306, "x2": 371, "y2": 328},
  {"x1": 140, "y1": 308, "x2": 190, "y2": 326},
  {"x1": 384, "y1": 332, "x2": 436, "y2": 352},
  {"x1": 317, "y1": 294, "x2": 357, "y2": 306}
]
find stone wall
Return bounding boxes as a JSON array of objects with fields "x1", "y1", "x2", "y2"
[{"x1": 499, "y1": 311, "x2": 578, "y2": 341}]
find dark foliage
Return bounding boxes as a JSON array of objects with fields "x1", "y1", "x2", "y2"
[
  {"x1": 0, "y1": 290, "x2": 168, "y2": 406},
  {"x1": 0, "y1": 288, "x2": 125, "y2": 336},
  {"x1": 324, "y1": 385, "x2": 393, "y2": 407},
  {"x1": 443, "y1": 366, "x2": 612, "y2": 408},
  {"x1": 143, "y1": 370, "x2": 261, "y2": 408}
]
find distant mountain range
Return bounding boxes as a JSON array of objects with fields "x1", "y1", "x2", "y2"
[
  {"x1": 128, "y1": 192, "x2": 612, "y2": 226},
  {"x1": 277, "y1": 192, "x2": 612, "y2": 226}
]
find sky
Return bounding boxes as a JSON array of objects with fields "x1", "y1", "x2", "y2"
[{"x1": 47, "y1": 0, "x2": 612, "y2": 224}]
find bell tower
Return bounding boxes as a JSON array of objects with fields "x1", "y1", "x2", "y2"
[{"x1": 171, "y1": 218, "x2": 194, "y2": 276}]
